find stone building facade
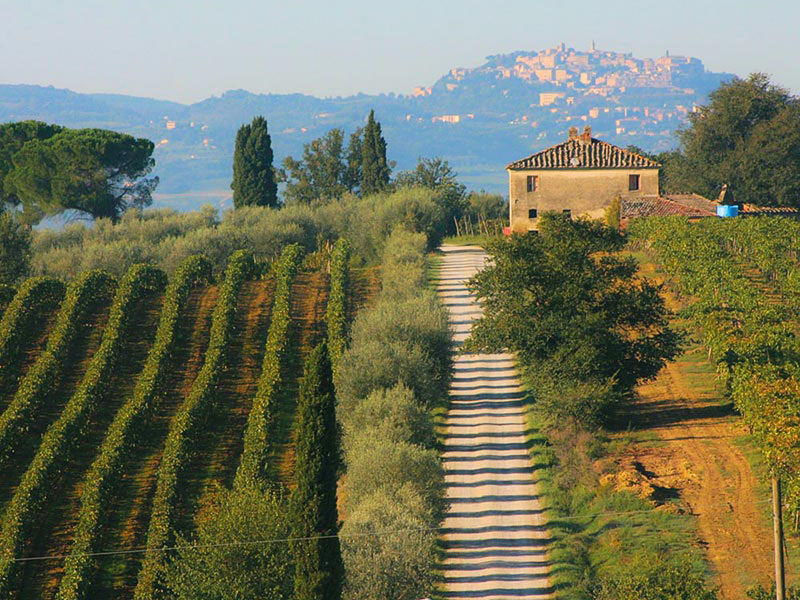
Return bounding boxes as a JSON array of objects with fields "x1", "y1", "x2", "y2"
[{"x1": 507, "y1": 126, "x2": 660, "y2": 232}]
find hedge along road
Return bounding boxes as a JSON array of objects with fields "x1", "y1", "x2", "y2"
[{"x1": 435, "y1": 245, "x2": 552, "y2": 600}]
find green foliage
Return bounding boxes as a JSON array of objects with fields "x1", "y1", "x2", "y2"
[
  {"x1": 290, "y1": 342, "x2": 343, "y2": 600},
  {"x1": 0, "y1": 120, "x2": 63, "y2": 208},
  {"x1": 231, "y1": 116, "x2": 278, "y2": 208},
  {"x1": 335, "y1": 339, "x2": 441, "y2": 413},
  {"x1": 0, "y1": 271, "x2": 113, "y2": 467},
  {"x1": 630, "y1": 215, "x2": 800, "y2": 514},
  {"x1": 234, "y1": 244, "x2": 303, "y2": 487},
  {"x1": 590, "y1": 558, "x2": 718, "y2": 600},
  {"x1": 605, "y1": 195, "x2": 621, "y2": 230},
  {"x1": 395, "y1": 157, "x2": 467, "y2": 235},
  {"x1": 340, "y1": 485, "x2": 439, "y2": 600},
  {"x1": 0, "y1": 284, "x2": 15, "y2": 315},
  {"x1": 344, "y1": 435, "x2": 444, "y2": 516},
  {"x1": 164, "y1": 487, "x2": 293, "y2": 600},
  {"x1": 28, "y1": 187, "x2": 449, "y2": 279},
  {"x1": 0, "y1": 263, "x2": 165, "y2": 596},
  {"x1": 133, "y1": 250, "x2": 252, "y2": 600},
  {"x1": 747, "y1": 584, "x2": 800, "y2": 600},
  {"x1": 671, "y1": 73, "x2": 800, "y2": 205},
  {"x1": 0, "y1": 209, "x2": 32, "y2": 284},
  {"x1": 340, "y1": 384, "x2": 435, "y2": 455},
  {"x1": 466, "y1": 213, "x2": 680, "y2": 425},
  {"x1": 464, "y1": 190, "x2": 506, "y2": 221},
  {"x1": 360, "y1": 110, "x2": 390, "y2": 196},
  {"x1": 6, "y1": 126, "x2": 158, "y2": 222},
  {"x1": 56, "y1": 255, "x2": 212, "y2": 600},
  {"x1": 282, "y1": 128, "x2": 352, "y2": 205},
  {"x1": 326, "y1": 238, "x2": 350, "y2": 369},
  {"x1": 0, "y1": 276, "x2": 65, "y2": 389},
  {"x1": 334, "y1": 229, "x2": 447, "y2": 599}
]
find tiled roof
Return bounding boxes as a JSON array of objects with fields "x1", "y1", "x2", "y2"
[
  {"x1": 621, "y1": 196, "x2": 716, "y2": 220},
  {"x1": 662, "y1": 193, "x2": 718, "y2": 214},
  {"x1": 740, "y1": 204, "x2": 800, "y2": 215},
  {"x1": 507, "y1": 137, "x2": 660, "y2": 170}
]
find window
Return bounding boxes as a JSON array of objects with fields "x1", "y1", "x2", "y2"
[
  {"x1": 563, "y1": 209, "x2": 571, "y2": 218},
  {"x1": 629, "y1": 174, "x2": 640, "y2": 191},
  {"x1": 528, "y1": 208, "x2": 538, "y2": 219},
  {"x1": 526, "y1": 175, "x2": 538, "y2": 192}
]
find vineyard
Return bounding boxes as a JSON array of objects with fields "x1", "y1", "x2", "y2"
[
  {"x1": 629, "y1": 216, "x2": 800, "y2": 527},
  {"x1": 0, "y1": 240, "x2": 379, "y2": 599}
]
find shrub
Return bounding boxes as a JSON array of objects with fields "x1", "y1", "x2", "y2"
[
  {"x1": 340, "y1": 384, "x2": 435, "y2": 454},
  {"x1": 133, "y1": 250, "x2": 253, "y2": 600},
  {"x1": 0, "y1": 271, "x2": 115, "y2": 467},
  {"x1": 164, "y1": 487, "x2": 293, "y2": 600},
  {"x1": 349, "y1": 292, "x2": 450, "y2": 395},
  {"x1": 234, "y1": 244, "x2": 303, "y2": 488},
  {"x1": 326, "y1": 238, "x2": 350, "y2": 369},
  {"x1": 374, "y1": 187, "x2": 446, "y2": 251},
  {"x1": 590, "y1": 560, "x2": 718, "y2": 600},
  {"x1": 340, "y1": 485, "x2": 439, "y2": 600},
  {"x1": 0, "y1": 263, "x2": 166, "y2": 596},
  {"x1": 57, "y1": 255, "x2": 212, "y2": 600},
  {"x1": 343, "y1": 435, "x2": 444, "y2": 518},
  {"x1": 335, "y1": 339, "x2": 440, "y2": 414}
]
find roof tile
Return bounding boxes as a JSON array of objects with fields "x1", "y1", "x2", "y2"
[{"x1": 507, "y1": 137, "x2": 660, "y2": 170}]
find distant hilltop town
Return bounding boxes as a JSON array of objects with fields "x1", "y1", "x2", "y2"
[
  {"x1": 421, "y1": 42, "x2": 707, "y2": 95},
  {"x1": 409, "y1": 43, "x2": 728, "y2": 142}
]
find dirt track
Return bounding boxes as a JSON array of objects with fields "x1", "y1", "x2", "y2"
[
  {"x1": 436, "y1": 245, "x2": 552, "y2": 600},
  {"x1": 633, "y1": 357, "x2": 774, "y2": 599}
]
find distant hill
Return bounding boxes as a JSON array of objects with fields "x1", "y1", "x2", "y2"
[{"x1": 0, "y1": 44, "x2": 734, "y2": 211}]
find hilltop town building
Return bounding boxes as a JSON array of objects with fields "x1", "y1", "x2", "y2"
[{"x1": 506, "y1": 126, "x2": 660, "y2": 232}]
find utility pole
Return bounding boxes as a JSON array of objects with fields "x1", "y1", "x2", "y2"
[{"x1": 773, "y1": 476, "x2": 786, "y2": 600}]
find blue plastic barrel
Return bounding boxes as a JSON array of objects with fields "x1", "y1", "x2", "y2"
[{"x1": 716, "y1": 205, "x2": 739, "y2": 218}]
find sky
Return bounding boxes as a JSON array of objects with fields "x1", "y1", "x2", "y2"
[{"x1": 1, "y1": 0, "x2": 798, "y2": 104}]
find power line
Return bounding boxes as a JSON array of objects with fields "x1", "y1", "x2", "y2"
[{"x1": 11, "y1": 501, "x2": 779, "y2": 563}]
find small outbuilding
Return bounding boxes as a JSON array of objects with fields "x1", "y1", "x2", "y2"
[{"x1": 506, "y1": 125, "x2": 660, "y2": 232}]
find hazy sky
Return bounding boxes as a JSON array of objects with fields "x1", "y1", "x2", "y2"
[{"x1": 2, "y1": 0, "x2": 798, "y2": 104}]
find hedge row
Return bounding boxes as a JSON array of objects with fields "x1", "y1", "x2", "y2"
[
  {"x1": 0, "y1": 271, "x2": 115, "y2": 467},
  {"x1": 56, "y1": 256, "x2": 213, "y2": 600},
  {"x1": 335, "y1": 229, "x2": 450, "y2": 599},
  {"x1": 0, "y1": 276, "x2": 65, "y2": 389},
  {"x1": 325, "y1": 238, "x2": 350, "y2": 370},
  {"x1": 234, "y1": 244, "x2": 303, "y2": 488},
  {"x1": 0, "y1": 263, "x2": 166, "y2": 596},
  {"x1": 133, "y1": 250, "x2": 254, "y2": 600}
]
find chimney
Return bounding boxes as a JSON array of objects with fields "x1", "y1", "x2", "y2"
[
  {"x1": 718, "y1": 183, "x2": 736, "y2": 206},
  {"x1": 580, "y1": 125, "x2": 592, "y2": 144},
  {"x1": 568, "y1": 126, "x2": 579, "y2": 141}
]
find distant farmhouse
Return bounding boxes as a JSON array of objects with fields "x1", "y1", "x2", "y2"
[
  {"x1": 506, "y1": 126, "x2": 797, "y2": 232},
  {"x1": 506, "y1": 126, "x2": 659, "y2": 232}
]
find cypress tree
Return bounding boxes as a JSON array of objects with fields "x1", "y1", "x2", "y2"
[
  {"x1": 360, "y1": 110, "x2": 390, "y2": 196},
  {"x1": 231, "y1": 116, "x2": 278, "y2": 208},
  {"x1": 290, "y1": 342, "x2": 343, "y2": 600}
]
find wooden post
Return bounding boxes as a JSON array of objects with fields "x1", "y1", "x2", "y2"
[{"x1": 773, "y1": 476, "x2": 786, "y2": 600}]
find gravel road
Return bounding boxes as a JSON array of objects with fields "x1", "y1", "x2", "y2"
[{"x1": 436, "y1": 245, "x2": 552, "y2": 599}]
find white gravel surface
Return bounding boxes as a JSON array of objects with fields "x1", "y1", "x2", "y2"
[{"x1": 436, "y1": 245, "x2": 552, "y2": 599}]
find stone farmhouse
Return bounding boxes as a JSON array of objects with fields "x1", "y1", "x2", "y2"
[{"x1": 506, "y1": 125, "x2": 660, "y2": 232}]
